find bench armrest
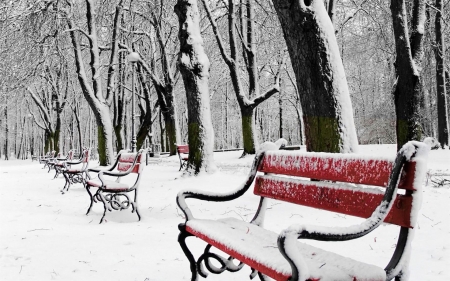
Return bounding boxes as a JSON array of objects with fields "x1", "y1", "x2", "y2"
[
  {"x1": 282, "y1": 147, "x2": 408, "y2": 243},
  {"x1": 176, "y1": 151, "x2": 265, "y2": 221},
  {"x1": 88, "y1": 165, "x2": 114, "y2": 173},
  {"x1": 275, "y1": 143, "x2": 428, "y2": 281}
]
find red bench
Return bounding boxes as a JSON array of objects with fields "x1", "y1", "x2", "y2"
[
  {"x1": 51, "y1": 150, "x2": 75, "y2": 178},
  {"x1": 85, "y1": 149, "x2": 146, "y2": 223},
  {"x1": 176, "y1": 141, "x2": 429, "y2": 281},
  {"x1": 177, "y1": 144, "x2": 189, "y2": 171},
  {"x1": 61, "y1": 148, "x2": 90, "y2": 194}
]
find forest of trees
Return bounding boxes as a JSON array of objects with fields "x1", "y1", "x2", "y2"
[{"x1": 0, "y1": 0, "x2": 448, "y2": 172}]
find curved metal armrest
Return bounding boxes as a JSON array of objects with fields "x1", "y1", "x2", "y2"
[
  {"x1": 88, "y1": 165, "x2": 114, "y2": 173},
  {"x1": 100, "y1": 170, "x2": 130, "y2": 178},
  {"x1": 66, "y1": 159, "x2": 82, "y2": 165},
  {"x1": 282, "y1": 148, "x2": 408, "y2": 243},
  {"x1": 176, "y1": 151, "x2": 265, "y2": 222}
]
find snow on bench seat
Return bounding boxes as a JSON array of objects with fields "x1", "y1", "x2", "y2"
[
  {"x1": 85, "y1": 179, "x2": 129, "y2": 192},
  {"x1": 186, "y1": 218, "x2": 386, "y2": 281}
]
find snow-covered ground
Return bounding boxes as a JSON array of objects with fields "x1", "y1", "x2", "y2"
[{"x1": 0, "y1": 145, "x2": 448, "y2": 281}]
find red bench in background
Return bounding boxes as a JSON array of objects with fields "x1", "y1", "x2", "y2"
[
  {"x1": 177, "y1": 144, "x2": 189, "y2": 171},
  {"x1": 176, "y1": 141, "x2": 429, "y2": 281}
]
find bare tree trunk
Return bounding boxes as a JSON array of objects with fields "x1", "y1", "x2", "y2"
[
  {"x1": 202, "y1": 0, "x2": 282, "y2": 156},
  {"x1": 391, "y1": 0, "x2": 426, "y2": 150},
  {"x1": 272, "y1": 0, "x2": 359, "y2": 153},
  {"x1": 17, "y1": 117, "x2": 26, "y2": 159},
  {"x1": 434, "y1": 0, "x2": 449, "y2": 147},
  {"x1": 73, "y1": 102, "x2": 83, "y2": 154},
  {"x1": 4, "y1": 106, "x2": 8, "y2": 160},
  {"x1": 175, "y1": 0, "x2": 216, "y2": 173},
  {"x1": 66, "y1": 0, "x2": 114, "y2": 165}
]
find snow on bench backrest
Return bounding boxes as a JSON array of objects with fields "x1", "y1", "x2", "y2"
[
  {"x1": 254, "y1": 151, "x2": 419, "y2": 228},
  {"x1": 117, "y1": 152, "x2": 143, "y2": 174},
  {"x1": 177, "y1": 145, "x2": 189, "y2": 154},
  {"x1": 258, "y1": 151, "x2": 416, "y2": 189},
  {"x1": 81, "y1": 149, "x2": 90, "y2": 163}
]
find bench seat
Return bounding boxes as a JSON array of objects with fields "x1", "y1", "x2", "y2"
[
  {"x1": 86, "y1": 179, "x2": 129, "y2": 192},
  {"x1": 186, "y1": 218, "x2": 386, "y2": 281}
]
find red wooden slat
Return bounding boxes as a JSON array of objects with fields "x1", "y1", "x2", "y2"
[
  {"x1": 117, "y1": 163, "x2": 132, "y2": 172},
  {"x1": 117, "y1": 162, "x2": 140, "y2": 173},
  {"x1": 119, "y1": 153, "x2": 137, "y2": 163},
  {"x1": 177, "y1": 145, "x2": 189, "y2": 154},
  {"x1": 254, "y1": 176, "x2": 413, "y2": 228},
  {"x1": 185, "y1": 226, "x2": 290, "y2": 281},
  {"x1": 259, "y1": 152, "x2": 416, "y2": 190}
]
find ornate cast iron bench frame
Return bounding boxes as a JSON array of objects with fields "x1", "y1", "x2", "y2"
[
  {"x1": 52, "y1": 150, "x2": 75, "y2": 178},
  {"x1": 40, "y1": 150, "x2": 56, "y2": 169},
  {"x1": 176, "y1": 141, "x2": 429, "y2": 281},
  {"x1": 85, "y1": 149, "x2": 146, "y2": 224},
  {"x1": 61, "y1": 148, "x2": 90, "y2": 194}
]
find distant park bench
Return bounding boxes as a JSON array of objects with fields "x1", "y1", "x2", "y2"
[
  {"x1": 39, "y1": 150, "x2": 56, "y2": 168},
  {"x1": 176, "y1": 141, "x2": 429, "y2": 281},
  {"x1": 50, "y1": 150, "x2": 75, "y2": 178},
  {"x1": 85, "y1": 149, "x2": 146, "y2": 223},
  {"x1": 61, "y1": 148, "x2": 90, "y2": 194},
  {"x1": 177, "y1": 144, "x2": 189, "y2": 171}
]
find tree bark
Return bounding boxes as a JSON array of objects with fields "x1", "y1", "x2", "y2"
[
  {"x1": 66, "y1": 0, "x2": 114, "y2": 165},
  {"x1": 272, "y1": 0, "x2": 358, "y2": 153},
  {"x1": 390, "y1": 0, "x2": 426, "y2": 150},
  {"x1": 175, "y1": 0, "x2": 216, "y2": 174},
  {"x1": 434, "y1": 0, "x2": 449, "y2": 147},
  {"x1": 4, "y1": 106, "x2": 8, "y2": 160}
]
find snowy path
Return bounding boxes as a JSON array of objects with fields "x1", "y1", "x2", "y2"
[{"x1": 0, "y1": 146, "x2": 449, "y2": 281}]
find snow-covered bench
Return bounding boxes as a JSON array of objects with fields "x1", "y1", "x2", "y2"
[
  {"x1": 51, "y1": 150, "x2": 75, "y2": 178},
  {"x1": 177, "y1": 144, "x2": 189, "y2": 171},
  {"x1": 61, "y1": 148, "x2": 90, "y2": 194},
  {"x1": 176, "y1": 141, "x2": 429, "y2": 281},
  {"x1": 85, "y1": 149, "x2": 146, "y2": 224},
  {"x1": 40, "y1": 150, "x2": 56, "y2": 168}
]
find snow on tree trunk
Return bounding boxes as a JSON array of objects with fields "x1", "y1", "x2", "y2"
[
  {"x1": 66, "y1": 0, "x2": 114, "y2": 165},
  {"x1": 175, "y1": 0, "x2": 216, "y2": 174},
  {"x1": 272, "y1": 0, "x2": 358, "y2": 153}
]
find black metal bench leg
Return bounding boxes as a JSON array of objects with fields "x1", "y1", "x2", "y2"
[
  {"x1": 62, "y1": 172, "x2": 71, "y2": 194},
  {"x1": 178, "y1": 225, "x2": 198, "y2": 281},
  {"x1": 132, "y1": 190, "x2": 141, "y2": 221},
  {"x1": 98, "y1": 191, "x2": 109, "y2": 224},
  {"x1": 86, "y1": 186, "x2": 94, "y2": 215}
]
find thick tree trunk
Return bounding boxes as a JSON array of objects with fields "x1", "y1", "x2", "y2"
[
  {"x1": 241, "y1": 107, "x2": 256, "y2": 154},
  {"x1": 434, "y1": 0, "x2": 449, "y2": 147},
  {"x1": 175, "y1": 0, "x2": 216, "y2": 174},
  {"x1": 272, "y1": 0, "x2": 358, "y2": 153},
  {"x1": 391, "y1": 0, "x2": 426, "y2": 150}
]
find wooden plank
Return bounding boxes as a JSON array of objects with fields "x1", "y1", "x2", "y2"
[
  {"x1": 259, "y1": 152, "x2": 416, "y2": 190},
  {"x1": 254, "y1": 176, "x2": 413, "y2": 228},
  {"x1": 185, "y1": 226, "x2": 290, "y2": 281}
]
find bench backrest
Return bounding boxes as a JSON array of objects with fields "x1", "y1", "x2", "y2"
[
  {"x1": 81, "y1": 148, "x2": 90, "y2": 163},
  {"x1": 117, "y1": 151, "x2": 144, "y2": 174},
  {"x1": 254, "y1": 151, "x2": 420, "y2": 228},
  {"x1": 68, "y1": 150, "x2": 74, "y2": 160},
  {"x1": 177, "y1": 145, "x2": 189, "y2": 154}
]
